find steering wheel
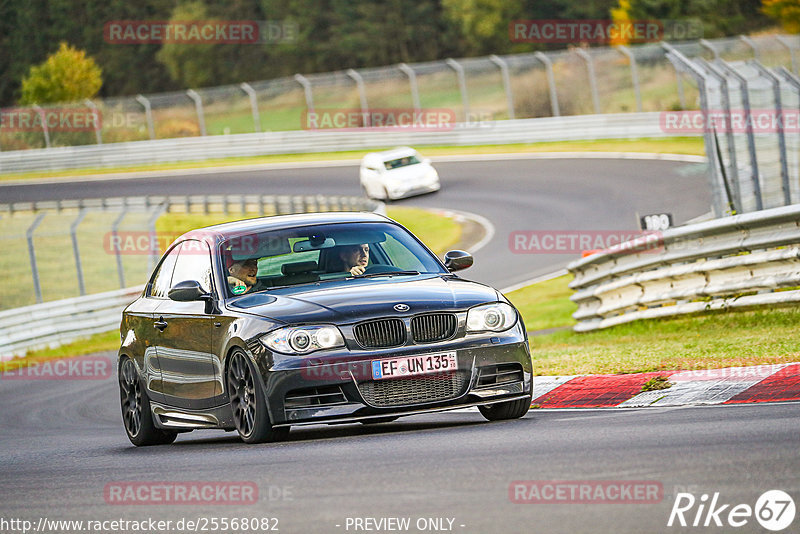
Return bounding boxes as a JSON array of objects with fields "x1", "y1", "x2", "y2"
[{"x1": 362, "y1": 264, "x2": 403, "y2": 275}]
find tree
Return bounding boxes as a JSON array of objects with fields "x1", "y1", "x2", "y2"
[
  {"x1": 762, "y1": 0, "x2": 800, "y2": 33},
  {"x1": 18, "y1": 42, "x2": 102, "y2": 104},
  {"x1": 155, "y1": 1, "x2": 221, "y2": 88},
  {"x1": 442, "y1": 0, "x2": 525, "y2": 55}
]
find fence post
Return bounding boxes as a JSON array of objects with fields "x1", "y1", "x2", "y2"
[
  {"x1": 398, "y1": 63, "x2": 421, "y2": 111},
  {"x1": 135, "y1": 95, "x2": 156, "y2": 140},
  {"x1": 775, "y1": 35, "x2": 798, "y2": 75},
  {"x1": 26, "y1": 212, "x2": 47, "y2": 303},
  {"x1": 664, "y1": 44, "x2": 725, "y2": 217},
  {"x1": 575, "y1": 49, "x2": 601, "y2": 114},
  {"x1": 346, "y1": 69, "x2": 370, "y2": 126},
  {"x1": 240, "y1": 82, "x2": 261, "y2": 133},
  {"x1": 186, "y1": 89, "x2": 207, "y2": 136},
  {"x1": 84, "y1": 99, "x2": 103, "y2": 144},
  {"x1": 445, "y1": 58, "x2": 469, "y2": 121},
  {"x1": 616, "y1": 46, "x2": 642, "y2": 112},
  {"x1": 294, "y1": 74, "x2": 315, "y2": 119},
  {"x1": 711, "y1": 59, "x2": 761, "y2": 211},
  {"x1": 112, "y1": 208, "x2": 129, "y2": 288},
  {"x1": 147, "y1": 203, "x2": 166, "y2": 272},
  {"x1": 32, "y1": 105, "x2": 51, "y2": 148},
  {"x1": 700, "y1": 39, "x2": 719, "y2": 60},
  {"x1": 750, "y1": 61, "x2": 791, "y2": 206},
  {"x1": 739, "y1": 35, "x2": 760, "y2": 62},
  {"x1": 70, "y1": 209, "x2": 88, "y2": 296},
  {"x1": 489, "y1": 55, "x2": 515, "y2": 120},
  {"x1": 534, "y1": 52, "x2": 560, "y2": 116}
]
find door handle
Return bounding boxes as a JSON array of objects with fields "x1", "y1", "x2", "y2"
[{"x1": 153, "y1": 319, "x2": 168, "y2": 331}]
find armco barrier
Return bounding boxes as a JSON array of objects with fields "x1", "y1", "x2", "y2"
[
  {"x1": 568, "y1": 204, "x2": 800, "y2": 332},
  {"x1": 0, "y1": 113, "x2": 692, "y2": 173}
]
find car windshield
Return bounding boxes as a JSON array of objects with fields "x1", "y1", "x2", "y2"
[
  {"x1": 219, "y1": 221, "x2": 446, "y2": 296},
  {"x1": 383, "y1": 155, "x2": 420, "y2": 170}
]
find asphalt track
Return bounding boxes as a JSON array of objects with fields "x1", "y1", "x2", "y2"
[
  {"x1": 1, "y1": 156, "x2": 711, "y2": 289},
  {"x1": 2, "y1": 157, "x2": 798, "y2": 533}
]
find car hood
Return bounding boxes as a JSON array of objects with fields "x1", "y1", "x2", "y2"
[{"x1": 226, "y1": 274, "x2": 498, "y2": 324}]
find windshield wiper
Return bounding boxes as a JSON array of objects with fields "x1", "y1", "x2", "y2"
[{"x1": 354, "y1": 270, "x2": 420, "y2": 279}]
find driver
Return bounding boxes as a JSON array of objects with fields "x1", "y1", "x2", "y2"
[
  {"x1": 337, "y1": 244, "x2": 369, "y2": 276},
  {"x1": 227, "y1": 257, "x2": 258, "y2": 294}
]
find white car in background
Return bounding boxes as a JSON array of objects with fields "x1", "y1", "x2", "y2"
[{"x1": 359, "y1": 147, "x2": 440, "y2": 200}]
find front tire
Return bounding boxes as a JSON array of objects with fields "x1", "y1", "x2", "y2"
[
  {"x1": 227, "y1": 349, "x2": 289, "y2": 444},
  {"x1": 478, "y1": 396, "x2": 532, "y2": 421},
  {"x1": 119, "y1": 357, "x2": 177, "y2": 446}
]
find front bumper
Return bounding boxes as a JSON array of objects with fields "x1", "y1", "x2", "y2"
[{"x1": 259, "y1": 331, "x2": 532, "y2": 425}]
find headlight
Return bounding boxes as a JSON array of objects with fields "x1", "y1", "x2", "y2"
[
  {"x1": 261, "y1": 325, "x2": 344, "y2": 355},
  {"x1": 466, "y1": 303, "x2": 517, "y2": 333}
]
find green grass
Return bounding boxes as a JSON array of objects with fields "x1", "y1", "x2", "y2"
[
  {"x1": 0, "y1": 137, "x2": 704, "y2": 182},
  {"x1": 506, "y1": 275, "x2": 576, "y2": 332},
  {"x1": 385, "y1": 207, "x2": 461, "y2": 256},
  {"x1": 504, "y1": 275, "x2": 800, "y2": 376}
]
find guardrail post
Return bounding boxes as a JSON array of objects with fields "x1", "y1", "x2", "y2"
[
  {"x1": 294, "y1": 74, "x2": 315, "y2": 119},
  {"x1": 712, "y1": 59, "x2": 762, "y2": 211},
  {"x1": 775, "y1": 35, "x2": 798, "y2": 75},
  {"x1": 534, "y1": 52, "x2": 560, "y2": 116},
  {"x1": 750, "y1": 61, "x2": 792, "y2": 206},
  {"x1": 240, "y1": 82, "x2": 261, "y2": 133},
  {"x1": 32, "y1": 105, "x2": 51, "y2": 148},
  {"x1": 398, "y1": 63, "x2": 421, "y2": 111},
  {"x1": 70, "y1": 209, "x2": 88, "y2": 296},
  {"x1": 135, "y1": 95, "x2": 156, "y2": 140},
  {"x1": 112, "y1": 208, "x2": 128, "y2": 289},
  {"x1": 26, "y1": 212, "x2": 46, "y2": 303},
  {"x1": 346, "y1": 69, "x2": 370, "y2": 126},
  {"x1": 740, "y1": 35, "x2": 760, "y2": 62},
  {"x1": 84, "y1": 99, "x2": 103, "y2": 144},
  {"x1": 616, "y1": 46, "x2": 642, "y2": 112},
  {"x1": 186, "y1": 89, "x2": 207, "y2": 136},
  {"x1": 489, "y1": 55, "x2": 515, "y2": 119},
  {"x1": 575, "y1": 49, "x2": 601, "y2": 114},
  {"x1": 445, "y1": 58, "x2": 470, "y2": 121}
]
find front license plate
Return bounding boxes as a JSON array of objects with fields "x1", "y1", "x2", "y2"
[{"x1": 371, "y1": 352, "x2": 457, "y2": 380}]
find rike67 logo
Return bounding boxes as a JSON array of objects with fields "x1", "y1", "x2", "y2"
[{"x1": 668, "y1": 490, "x2": 795, "y2": 531}]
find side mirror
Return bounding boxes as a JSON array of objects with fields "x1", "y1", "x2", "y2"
[
  {"x1": 444, "y1": 250, "x2": 473, "y2": 272},
  {"x1": 168, "y1": 280, "x2": 208, "y2": 302},
  {"x1": 422, "y1": 158, "x2": 432, "y2": 165}
]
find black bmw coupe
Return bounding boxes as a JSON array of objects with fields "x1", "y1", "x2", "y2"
[{"x1": 118, "y1": 212, "x2": 533, "y2": 445}]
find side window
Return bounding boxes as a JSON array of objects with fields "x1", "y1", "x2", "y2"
[
  {"x1": 149, "y1": 245, "x2": 180, "y2": 298},
  {"x1": 170, "y1": 240, "x2": 213, "y2": 293}
]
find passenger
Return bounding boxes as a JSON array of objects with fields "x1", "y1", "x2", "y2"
[{"x1": 227, "y1": 258, "x2": 258, "y2": 294}]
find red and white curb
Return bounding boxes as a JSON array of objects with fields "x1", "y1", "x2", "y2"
[{"x1": 531, "y1": 363, "x2": 800, "y2": 409}]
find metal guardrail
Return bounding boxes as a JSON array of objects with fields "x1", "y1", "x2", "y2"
[
  {"x1": 0, "y1": 113, "x2": 693, "y2": 173},
  {"x1": 0, "y1": 194, "x2": 384, "y2": 359},
  {"x1": 568, "y1": 204, "x2": 800, "y2": 332}
]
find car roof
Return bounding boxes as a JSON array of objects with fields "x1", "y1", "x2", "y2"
[
  {"x1": 178, "y1": 211, "x2": 391, "y2": 244},
  {"x1": 364, "y1": 147, "x2": 418, "y2": 161}
]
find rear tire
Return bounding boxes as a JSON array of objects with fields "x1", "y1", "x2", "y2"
[
  {"x1": 119, "y1": 357, "x2": 178, "y2": 446},
  {"x1": 478, "y1": 396, "x2": 531, "y2": 421},
  {"x1": 227, "y1": 349, "x2": 289, "y2": 444}
]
